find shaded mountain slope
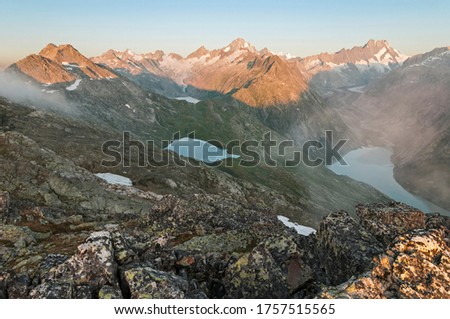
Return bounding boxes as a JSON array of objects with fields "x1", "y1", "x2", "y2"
[{"x1": 345, "y1": 47, "x2": 450, "y2": 209}]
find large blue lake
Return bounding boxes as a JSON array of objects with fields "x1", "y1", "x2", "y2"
[{"x1": 328, "y1": 147, "x2": 449, "y2": 215}]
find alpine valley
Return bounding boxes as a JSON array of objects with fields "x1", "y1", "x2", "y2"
[{"x1": 1, "y1": 37, "x2": 449, "y2": 299}]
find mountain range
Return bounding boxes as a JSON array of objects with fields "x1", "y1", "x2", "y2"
[
  {"x1": 7, "y1": 38, "x2": 410, "y2": 107},
  {"x1": 90, "y1": 38, "x2": 408, "y2": 106},
  {"x1": 3, "y1": 38, "x2": 449, "y2": 212}
]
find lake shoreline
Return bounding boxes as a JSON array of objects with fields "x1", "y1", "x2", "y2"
[{"x1": 328, "y1": 146, "x2": 450, "y2": 216}]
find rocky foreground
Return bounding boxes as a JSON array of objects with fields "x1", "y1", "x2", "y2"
[{"x1": 1, "y1": 185, "x2": 449, "y2": 299}]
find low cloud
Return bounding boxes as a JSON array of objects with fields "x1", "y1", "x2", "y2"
[{"x1": 0, "y1": 71, "x2": 77, "y2": 114}]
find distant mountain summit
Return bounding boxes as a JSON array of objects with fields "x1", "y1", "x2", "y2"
[
  {"x1": 402, "y1": 46, "x2": 450, "y2": 67},
  {"x1": 9, "y1": 43, "x2": 116, "y2": 84},
  {"x1": 222, "y1": 37, "x2": 258, "y2": 54},
  {"x1": 186, "y1": 45, "x2": 209, "y2": 59},
  {"x1": 297, "y1": 39, "x2": 408, "y2": 75},
  {"x1": 39, "y1": 43, "x2": 117, "y2": 80},
  {"x1": 297, "y1": 40, "x2": 410, "y2": 93},
  {"x1": 91, "y1": 49, "x2": 164, "y2": 75},
  {"x1": 12, "y1": 54, "x2": 76, "y2": 84},
  {"x1": 182, "y1": 38, "x2": 308, "y2": 106},
  {"x1": 92, "y1": 38, "x2": 308, "y2": 106}
]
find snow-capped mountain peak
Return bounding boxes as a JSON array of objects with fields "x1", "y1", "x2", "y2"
[
  {"x1": 187, "y1": 45, "x2": 210, "y2": 59},
  {"x1": 297, "y1": 39, "x2": 409, "y2": 75},
  {"x1": 225, "y1": 38, "x2": 257, "y2": 53},
  {"x1": 363, "y1": 39, "x2": 389, "y2": 48},
  {"x1": 274, "y1": 52, "x2": 296, "y2": 60},
  {"x1": 361, "y1": 39, "x2": 409, "y2": 64}
]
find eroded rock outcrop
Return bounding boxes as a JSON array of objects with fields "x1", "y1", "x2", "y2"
[
  {"x1": 45, "y1": 231, "x2": 117, "y2": 288},
  {"x1": 321, "y1": 229, "x2": 450, "y2": 299},
  {"x1": 30, "y1": 282, "x2": 73, "y2": 299},
  {"x1": 356, "y1": 202, "x2": 425, "y2": 245},
  {"x1": 122, "y1": 267, "x2": 188, "y2": 299},
  {"x1": 224, "y1": 245, "x2": 289, "y2": 299},
  {"x1": 1, "y1": 192, "x2": 449, "y2": 299},
  {"x1": 426, "y1": 213, "x2": 450, "y2": 239},
  {"x1": 316, "y1": 210, "x2": 384, "y2": 285}
]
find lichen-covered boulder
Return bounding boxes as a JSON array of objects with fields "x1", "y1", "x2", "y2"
[
  {"x1": 316, "y1": 211, "x2": 384, "y2": 285},
  {"x1": 263, "y1": 235, "x2": 314, "y2": 293},
  {"x1": 224, "y1": 244, "x2": 289, "y2": 298},
  {"x1": 356, "y1": 202, "x2": 425, "y2": 245},
  {"x1": 174, "y1": 230, "x2": 256, "y2": 254},
  {"x1": 37, "y1": 254, "x2": 68, "y2": 278},
  {"x1": 426, "y1": 213, "x2": 450, "y2": 239},
  {"x1": 388, "y1": 229, "x2": 450, "y2": 298},
  {"x1": 98, "y1": 285, "x2": 123, "y2": 299},
  {"x1": 105, "y1": 224, "x2": 136, "y2": 265},
  {"x1": 74, "y1": 285, "x2": 93, "y2": 299},
  {"x1": 0, "y1": 225, "x2": 36, "y2": 249},
  {"x1": 321, "y1": 229, "x2": 450, "y2": 299},
  {"x1": 6, "y1": 273, "x2": 30, "y2": 299},
  {"x1": 122, "y1": 267, "x2": 188, "y2": 299},
  {"x1": 46, "y1": 231, "x2": 117, "y2": 288},
  {"x1": 29, "y1": 282, "x2": 73, "y2": 299}
]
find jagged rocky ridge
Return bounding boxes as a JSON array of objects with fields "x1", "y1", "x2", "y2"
[
  {"x1": 90, "y1": 38, "x2": 408, "y2": 106},
  {"x1": 1, "y1": 184, "x2": 449, "y2": 299}
]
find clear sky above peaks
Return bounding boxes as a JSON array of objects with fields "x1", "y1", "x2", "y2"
[{"x1": 0, "y1": 0, "x2": 449, "y2": 67}]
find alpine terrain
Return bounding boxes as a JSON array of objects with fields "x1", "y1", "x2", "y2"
[{"x1": 1, "y1": 36, "x2": 449, "y2": 300}]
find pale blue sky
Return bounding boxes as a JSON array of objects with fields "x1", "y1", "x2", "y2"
[{"x1": 1, "y1": 0, "x2": 449, "y2": 66}]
